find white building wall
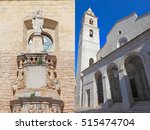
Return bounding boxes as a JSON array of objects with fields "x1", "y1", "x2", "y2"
[{"x1": 97, "y1": 13, "x2": 150, "y2": 60}]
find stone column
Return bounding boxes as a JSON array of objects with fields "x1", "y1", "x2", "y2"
[
  {"x1": 102, "y1": 74, "x2": 113, "y2": 109},
  {"x1": 135, "y1": 71, "x2": 144, "y2": 100},
  {"x1": 139, "y1": 67, "x2": 150, "y2": 98},
  {"x1": 92, "y1": 75, "x2": 98, "y2": 107},
  {"x1": 143, "y1": 60, "x2": 150, "y2": 89},
  {"x1": 80, "y1": 77, "x2": 83, "y2": 108},
  {"x1": 31, "y1": 35, "x2": 44, "y2": 53},
  {"x1": 75, "y1": 75, "x2": 83, "y2": 110},
  {"x1": 118, "y1": 69, "x2": 134, "y2": 109}
]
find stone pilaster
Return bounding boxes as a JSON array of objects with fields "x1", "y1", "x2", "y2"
[
  {"x1": 118, "y1": 69, "x2": 133, "y2": 109},
  {"x1": 93, "y1": 75, "x2": 98, "y2": 107},
  {"x1": 143, "y1": 60, "x2": 150, "y2": 89},
  {"x1": 102, "y1": 74, "x2": 113, "y2": 109}
]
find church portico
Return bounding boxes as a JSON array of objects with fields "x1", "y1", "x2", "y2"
[{"x1": 76, "y1": 19, "x2": 150, "y2": 112}]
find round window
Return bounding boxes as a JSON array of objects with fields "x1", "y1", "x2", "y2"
[{"x1": 119, "y1": 37, "x2": 128, "y2": 46}]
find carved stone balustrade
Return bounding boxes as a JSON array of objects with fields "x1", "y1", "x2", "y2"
[{"x1": 17, "y1": 53, "x2": 57, "y2": 68}]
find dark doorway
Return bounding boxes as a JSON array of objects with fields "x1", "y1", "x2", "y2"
[
  {"x1": 86, "y1": 89, "x2": 90, "y2": 107},
  {"x1": 97, "y1": 79, "x2": 104, "y2": 104},
  {"x1": 130, "y1": 79, "x2": 138, "y2": 99},
  {"x1": 95, "y1": 71, "x2": 104, "y2": 105}
]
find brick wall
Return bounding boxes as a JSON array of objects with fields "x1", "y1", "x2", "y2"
[{"x1": 0, "y1": 0, "x2": 75, "y2": 113}]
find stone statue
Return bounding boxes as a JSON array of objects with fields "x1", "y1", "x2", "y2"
[
  {"x1": 47, "y1": 68, "x2": 60, "y2": 94},
  {"x1": 12, "y1": 59, "x2": 25, "y2": 94},
  {"x1": 32, "y1": 10, "x2": 44, "y2": 34}
]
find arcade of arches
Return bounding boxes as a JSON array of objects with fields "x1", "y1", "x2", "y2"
[{"x1": 94, "y1": 55, "x2": 150, "y2": 107}]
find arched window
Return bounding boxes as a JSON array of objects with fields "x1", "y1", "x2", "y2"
[
  {"x1": 89, "y1": 18, "x2": 93, "y2": 25},
  {"x1": 28, "y1": 32, "x2": 53, "y2": 52},
  {"x1": 89, "y1": 58, "x2": 94, "y2": 67},
  {"x1": 89, "y1": 29, "x2": 93, "y2": 37}
]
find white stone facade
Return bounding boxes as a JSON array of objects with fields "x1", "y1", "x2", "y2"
[{"x1": 76, "y1": 10, "x2": 150, "y2": 112}]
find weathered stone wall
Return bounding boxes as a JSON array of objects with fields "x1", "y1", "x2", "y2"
[
  {"x1": 55, "y1": 52, "x2": 75, "y2": 112},
  {"x1": 0, "y1": 51, "x2": 17, "y2": 112},
  {"x1": 0, "y1": 0, "x2": 75, "y2": 112}
]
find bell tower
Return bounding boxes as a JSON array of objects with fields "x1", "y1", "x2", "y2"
[{"x1": 76, "y1": 8, "x2": 100, "y2": 109}]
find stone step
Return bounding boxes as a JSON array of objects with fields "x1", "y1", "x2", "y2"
[
  {"x1": 76, "y1": 101, "x2": 150, "y2": 113},
  {"x1": 109, "y1": 104, "x2": 123, "y2": 110},
  {"x1": 133, "y1": 101, "x2": 150, "y2": 106},
  {"x1": 131, "y1": 101, "x2": 150, "y2": 112}
]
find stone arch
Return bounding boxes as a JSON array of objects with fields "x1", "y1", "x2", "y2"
[
  {"x1": 95, "y1": 70, "x2": 104, "y2": 105},
  {"x1": 24, "y1": 17, "x2": 58, "y2": 30},
  {"x1": 107, "y1": 63, "x2": 122, "y2": 102},
  {"x1": 124, "y1": 54, "x2": 150, "y2": 101},
  {"x1": 28, "y1": 31, "x2": 53, "y2": 43},
  {"x1": 120, "y1": 52, "x2": 145, "y2": 74},
  {"x1": 23, "y1": 17, "x2": 59, "y2": 51},
  {"x1": 28, "y1": 32, "x2": 54, "y2": 52}
]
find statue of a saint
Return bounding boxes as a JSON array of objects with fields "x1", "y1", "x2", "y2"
[
  {"x1": 12, "y1": 59, "x2": 25, "y2": 94},
  {"x1": 32, "y1": 10, "x2": 44, "y2": 34},
  {"x1": 47, "y1": 68, "x2": 60, "y2": 94}
]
